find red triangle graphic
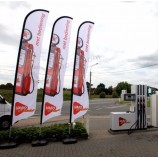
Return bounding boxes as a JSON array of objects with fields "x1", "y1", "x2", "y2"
[
  {"x1": 119, "y1": 117, "x2": 128, "y2": 126},
  {"x1": 73, "y1": 102, "x2": 88, "y2": 115},
  {"x1": 15, "y1": 102, "x2": 28, "y2": 116},
  {"x1": 44, "y1": 102, "x2": 59, "y2": 116}
]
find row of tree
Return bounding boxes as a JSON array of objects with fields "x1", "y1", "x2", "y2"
[
  {"x1": 0, "y1": 81, "x2": 131, "y2": 97},
  {"x1": 0, "y1": 83, "x2": 13, "y2": 90},
  {"x1": 87, "y1": 81, "x2": 131, "y2": 96}
]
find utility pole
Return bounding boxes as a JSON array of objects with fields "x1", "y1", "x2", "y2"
[
  {"x1": 89, "y1": 63, "x2": 98, "y2": 98},
  {"x1": 89, "y1": 71, "x2": 92, "y2": 96}
]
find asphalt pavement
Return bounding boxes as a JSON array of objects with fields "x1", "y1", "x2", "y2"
[{"x1": 35, "y1": 98, "x2": 129, "y2": 116}]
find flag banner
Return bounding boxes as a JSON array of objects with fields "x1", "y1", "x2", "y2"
[
  {"x1": 70, "y1": 21, "x2": 94, "y2": 123},
  {"x1": 12, "y1": 9, "x2": 49, "y2": 125},
  {"x1": 41, "y1": 16, "x2": 73, "y2": 124}
]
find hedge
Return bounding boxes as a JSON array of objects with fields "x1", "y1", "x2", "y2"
[
  {"x1": 0, "y1": 122, "x2": 88, "y2": 143},
  {"x1": 99, "y1": 91, "x2": 106, "y2": 98}
]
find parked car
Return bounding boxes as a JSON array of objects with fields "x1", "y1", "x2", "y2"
[{"x1": 0, "y1": 95, "x2": 11, "y2": 130}]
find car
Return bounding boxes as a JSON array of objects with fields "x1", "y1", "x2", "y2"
[{"x1": 0, "y1": 95, "x2": 11, "y2": 130}]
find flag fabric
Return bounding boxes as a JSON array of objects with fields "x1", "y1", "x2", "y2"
[
  {"x1": 70, "y1": 21, "x2": 94, "y2": 123},
  {"x1": 41, "y1": 16, "x2": 73, "y2": 124},
  {"x1": 12, "y1": 9, "x2": 49, "y2": 125}
]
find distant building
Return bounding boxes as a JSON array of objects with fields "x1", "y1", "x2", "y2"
[{"x1": 147, "y1": 86, "x2": 158, "y2": 96}]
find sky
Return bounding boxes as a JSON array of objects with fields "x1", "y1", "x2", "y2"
[{"x1": 0, "y1": 0, "x2": 158, "y2": 89}]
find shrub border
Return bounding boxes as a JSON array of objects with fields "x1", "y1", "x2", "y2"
[{"x1": 0, "y1": 122, "x2": 88, "y2": 143}]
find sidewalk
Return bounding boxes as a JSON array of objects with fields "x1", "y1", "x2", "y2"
[{"x1": 0, "y1": 116, "x2": 158, "y2": 157}]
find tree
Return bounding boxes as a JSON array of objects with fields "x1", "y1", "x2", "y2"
[
  {"x1": 0, "y1": 83, "x2": 13, "y2": 90},
  {"x1": 107, "y1": 86, "x2": 113, "y2": 95},
  {"x1": 99, "y1": 91, "x2": 106, "y2": 98},
  {"x1": 112, "y1": 91, "x2": 119, "y2": 98},
  {"x1": 95, "y1": 83, "x2": 106, "y2": 94},
  {"x1": 115, "y1": 81, "x2": 131, "y2": 96},
  {"x1": 5, "y1": 83, "x2": 13, "y2": 89},
  {"x1": 0, "y1": 84, "x2": 5, "y2": 89}
]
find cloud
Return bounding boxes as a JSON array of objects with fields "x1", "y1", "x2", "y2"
[
  {"x1": 128, "y1": 50, "x2": 158, "y2": 68},
  {"x1": 0, "y1": 50, "x2": 7, "y2": 53},
  {"x1": 0, "y1": 1, "x2": 31, "y2": 9},
  {"x1": 0, "y1": 24, "x2": 19, "y2": 47},
  {"x1": 0, "y1": 1, "x2": 158, "y2": 89}
]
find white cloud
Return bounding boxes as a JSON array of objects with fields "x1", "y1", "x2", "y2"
[{"x1": 0, "y1": 0, "x2": 158, "y2": 89}]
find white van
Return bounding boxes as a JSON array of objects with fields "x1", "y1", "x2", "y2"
[{"x1": 0, "y1": 95, "x2": 11, "y2": 130}]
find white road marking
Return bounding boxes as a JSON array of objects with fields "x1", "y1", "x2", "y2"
[
  {"x1": 96, "y1": 108, "x2": 103, "y2": 110},
  {"x1": 107, "y1": 105, "x2": 126, "y2": 108},
  {"x1": 90, "y1": 102, "x2": 107, "y2": 105}
]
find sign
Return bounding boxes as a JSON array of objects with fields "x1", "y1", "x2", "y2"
[
  {"x1": 41, "y1": 16, "x2": 73, "y2": 124},
  {"x1": 12, "y1": 9, "x2": 49, "y2": 125},
  {"x1": 70, "y1": 21, "x2": 94, "y2": 123}
]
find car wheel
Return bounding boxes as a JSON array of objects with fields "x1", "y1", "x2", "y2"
[{"x1": 0, "y1": 116, "x2": 11, "y2": 130}]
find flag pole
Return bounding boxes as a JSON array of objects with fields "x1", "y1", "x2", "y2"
[
  {"x1": 9, "y1": 9, "x2": 49, "y2": 147},
  {"x1": 63, "y1": 21, "x2": 94, "y2": 144},
  {"x1": 69, "y1": 21, "x2": 94, "y2": 124},
  {"x1": 63, "y1": 22, "x2": 87, "y2": 144},
  {"x1": 0, "y1": 9, "x2": 49, "y2": 149},
  {"x1": 33, "y1": 17, "x2": 61, "y2": 147},
  {"x1": 69, "y1": 26, "x2": 81, "y2": 124}
]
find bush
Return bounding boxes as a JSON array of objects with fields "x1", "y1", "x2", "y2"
[
  {"x1": 112, "y1": 91, "x2": 119, "y2": 98},
  {"x1": 99, "y1": 91, "x2": 106, "y2": 98},
  {"x1": 0, "y1": 122, "x2": 88, "y2": 143}
]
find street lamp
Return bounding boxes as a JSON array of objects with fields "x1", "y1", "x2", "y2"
[{"x1": 89, "y1": 63, "x2": 98, "y2": 98}]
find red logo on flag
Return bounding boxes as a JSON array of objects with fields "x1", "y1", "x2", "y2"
[
  {"x1": 45, "y1": 102, "x2": 60, "y2": 116},
  {"x1": 119, "y1": 117, "x2": 130, "y2": 126},
  {"x1": 73, "y1": 102, "x2": 88, "y2": 115},
  {"x1": 15, "y1": 102, "x2": 34, "y2": 116}
]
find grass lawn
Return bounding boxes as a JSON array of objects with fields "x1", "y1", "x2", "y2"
[
  {"x1": 0, "y1": 89, "x2": 13, "y2": 103},
  {"x1": 0, "y1": 89, "x2": 102, "y2": 103}
]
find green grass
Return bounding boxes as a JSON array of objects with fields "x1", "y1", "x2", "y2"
[
  {"x1": 0, "y1": 89, "x2": 113, "y2": 103},
  {"x1": 0, "y1": 89, "x2": 75, "y2": 103},
  {"x1": 89, "y1": 94, "x2": 99, "y2": 99},
  {"x1": 63, "y1": 90, "x2": 71, "y2": 100},
  {"x1": 0, "y1": 89, "x2": 13, "y2": 103},
  {"x1": 105, "y1": 95, "x2": 112, "y2": 98},
  {"x1": 33, "y1": 89, "x2": 72, "y2": 102}
]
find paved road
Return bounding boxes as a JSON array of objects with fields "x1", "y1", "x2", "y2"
[{"x1": 35, "y1": 98, "x2": 129, "y2": 116}]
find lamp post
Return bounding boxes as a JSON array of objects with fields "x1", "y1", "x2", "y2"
[{"x1": 89, "y1": 63, "x2": 98, "y2": 98}]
